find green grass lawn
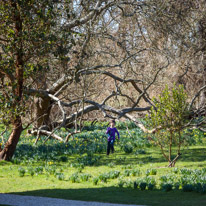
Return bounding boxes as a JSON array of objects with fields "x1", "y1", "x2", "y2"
[
  {"x1": 0, "y1": 145, "x2": 206, "y2": 206},
  {"x1": 0, "y1": 124, "x2": 206, "y2": 205}
]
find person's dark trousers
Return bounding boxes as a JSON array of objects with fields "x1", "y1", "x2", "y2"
[{"x1": 107, "y1": 140, "x2": 114, "y2": 155}]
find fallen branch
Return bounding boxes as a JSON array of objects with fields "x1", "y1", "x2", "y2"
[
  {"x1": 65, "y1": 130, "x2": 81, "y2": 143},
  {"x1": 28, "y1": 129, "x2": 63, "y2": 142}
]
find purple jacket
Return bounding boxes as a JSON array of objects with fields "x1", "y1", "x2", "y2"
[{"x1": 106, "y1": 127, "x2": 120, "y2": 141}]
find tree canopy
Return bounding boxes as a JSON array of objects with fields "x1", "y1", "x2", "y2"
[{"x1": 1, "y1": 0, "x2": 206, "y2": 160}]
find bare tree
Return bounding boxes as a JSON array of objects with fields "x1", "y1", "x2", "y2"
[
  {"x1": 26, "y1": 0, "x2": 172, "y2": 144},
  {"x1": 3, "y1": 0, "x2": 205, "y2": 160}
]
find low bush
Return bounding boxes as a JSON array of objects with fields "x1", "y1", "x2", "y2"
[
  {"x1": 99, "y1": 173, "x2": 108, "y2": 183},
  {"x1": 108, "y1": 162, "x2": 115, "y2": 168},
  {"x1": 59, "y1": 156, "x2": 68, "y2": 162},
  {"x1": 139, "y1": 182, "x2": 147, "y2": 190},
  {"x1": 93, "y1": 177, "x2": 99, "y2": 185},
  {"x1": 55, "y1": 172, "x2": 65, "y2": 181},
  {"x1": 123, "y1": 143, "x2": 133, "y2": 154},
  {"x1": 135, "y1": 149, "x2": 146, "y2": 155},
  {"x1": 117, "y1": 178, "x2": 125, "y2": 188},
  {"x1": 69, "y1": 173, "x2": 79, "y2": 183},
  {"x1": 80, "y1": 173, "x2": 92, "y2": 182},
  {"x1": 131, "y1": 169, "x2": 141, "y2": 176},
  {"x1": 121, "y1": 164, "x2": 133, "y2": 169},
  {"x1": 18, "y1": 167, "x2": 26, "y2": 177},
  {"x1": 134, "y1": 181, "x2": 138, "y2": 189},
  {"x1": 161, "y1": 184, "x2": 173, "y2": 192},
  {"x1": 27, "y1": 167, "x2": 34, "y2": 177},
  {"x1": 108, "y1": 170, "x2": 120, "y2": 179},
  {"x1": 124, "y1": 179, "x2": 133, "y2": 188},
  {"x1": 45, "y1": 165, "x2": 56, "y2": 175},
  {"x1": 148, "y1": 183, "x2": 155, "y2": 190},
  {"x1": 123, "y1": 169, "x2": 131, "y2": 177},
  {"x1": 182, "y1": 184, "x2": 194, "y2": 192},
  {"x1": 34, "y1": 166, "x2": 43, "y2": 175},
  {"x1": 146, "y1": 169, "x2": 157, "y2": 176}
]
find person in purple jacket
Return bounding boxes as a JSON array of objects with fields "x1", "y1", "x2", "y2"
[{"x1": 106, "y1": 119, "x2": 120, "y2": 155}]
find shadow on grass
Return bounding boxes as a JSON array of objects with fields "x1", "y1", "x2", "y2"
[
  {"x1": 97, "y1": 156, "x2": 167, "y2": 166},
  {"x1": 180, "y1": 148, "x2": 206, "y2": 162},
  {"x1": 10, "y1": 187, "x2": 206, "y2": 206}
]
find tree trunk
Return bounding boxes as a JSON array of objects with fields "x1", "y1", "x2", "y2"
[
  {"x1": 0, "y1": 1, "x2": 24, "y2": 161},
  {"x1": 169, "y1": 132, "x2": 172, "y2": 163},
  {"x1": 198, "y1": 16, "x2": 206, "y2": 109},
  {"x1": 168, "y1": 153, "x2": 181, "y2": 167},
  {"x1": 0, "y1": 117, "x2": 23, "y2": 161},
  {"x1": 36, "y1": 97, "x2": 52, "y2": 129}
]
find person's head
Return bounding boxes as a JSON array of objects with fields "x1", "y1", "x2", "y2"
[{"x1": 110, "y1": 119, "x2": 116, "y2": 128}]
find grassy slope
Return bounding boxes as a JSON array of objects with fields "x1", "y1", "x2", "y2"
[{"x1": 0, "y1": 145, "x2": 206, "y2": 206}]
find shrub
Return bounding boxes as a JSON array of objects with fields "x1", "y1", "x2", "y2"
[
  {"x1": 145, "y1": 176, "x2": 156, "y2": 186},
  {"x1": 99, "y1": 173, "x2": 108, "y2": 183},
  {"x1": 131, "y1": 169, "x2": 141, "y2": 176},
  {"x1": 193, "y1": 183, "x2": 206, "y2": 194},
  {"x1": 80, "y1": 173, "x2": 92, "y2": 182},
  {"x1": 45, "y1": 165, "x2": 56, "y2": 175},
  {"x1": 134, "y1": 181, "x2": 138, "y2": 189},
  {"x1": 173, "y1": 168, "x2": 179, "y2": 174},
  {"x1": 161, "y1": 184, "x2": 173, "y2": 192},
  {"x1": 201, "y1": 168, "x2": 206, "y2": 174},
  {"x1": 123, "y1": 143, "x2": 133, "y2": 154},
  {"x1": 174, "y1": 182, "x2": 180, "y2": 190},
  {"x1": 69, "y1": 173, "x2": 79, "y2": 183},
  {"x1": 108, "y1": 171, "x2": 120, "y2": 179},
  {"x1": 118, "y1": 179, "x2": 125, "y2": 188},
  {"x1": 34, "y1": 166, "x2": 43, "y2": 175},
  {"x1": 123, "y1": 169, "x2": 131, "y2": 177},
  {"x1": 180, "y1": 168, "x2": 192, "y2": 175},
  {"x1": 145, "y1": 85, "x2": 190, "y2": 167},
  {"x1": 139, "y1": 182, "x2": 147, "y2": 190},
  {"x1": 116, "y1": 156, "x2": 126, "y2": 162},
  {"x1": 180, "y1": 176, "x2": 191, "y2": 186},
  {"x1": 59, "y1": 156, "x2": 68, "y2": 162},
  {"x1": 121, "y1": 164, "x2": 132, "y2": 169},
  {"x1": 150, "y1": 169, "x2": 157, "y2": 175},
  {"x1": 148, "y1": 183, "x2": 155, "y2": 190},
  {"x1": 71, "y1": 163, "x2": 85, "y2": 173},
  {"x1": 145, "y1": 170, "x2": 150, "y2": 176},
  {"x1": 93, "y1": 177, "x2": 99, "y2": 185},
  {"x1": 202, "y1": 184, "x2": 206, "y2": 194},
  {"x1": 18, "y1": 167, "x2": 26, "y2": 177},
  {"x1": 159, "y1": 175, "x2": 174, "y2": 184},
  {"x1": 193, "y1": 183, "x2": 201, "y2": 192},
  {"x1": 108, "y1": 162, "x2": 115, "y2": 168},
  {"x1": 182, "y1": 184, "x2": 194, "y2": 192},
  {"x1": 124, "y1": 180, "x2": 133, "y2": 188},
  {"x1": 56, "y1": 172, "x2": 65, "y2": 181},
  {"x1": 27, "y1": 167, "x2": 34, "y2": 177},
  {"x1": 58, "y1": 167, "x2": 64, "y2": 173},
  {"x1": 135, "y1": 149, "x2": 146, "y2": 154}
]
